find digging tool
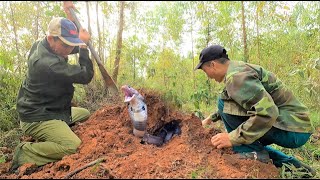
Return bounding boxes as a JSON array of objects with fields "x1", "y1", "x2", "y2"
[{"x1": 68, "y1": 7, "x2": 119, "y2": 95}]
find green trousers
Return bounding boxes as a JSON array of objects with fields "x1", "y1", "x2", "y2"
[{"x1": 15, "y1": 107, "x2": 90, "y2": 166}]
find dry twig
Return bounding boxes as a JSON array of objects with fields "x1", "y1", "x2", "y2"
[{"x1": 63, "y1": 157, "x2": 106, "y2": 179}]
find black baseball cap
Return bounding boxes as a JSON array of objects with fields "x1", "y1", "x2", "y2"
[{"x1": 194, "y1": 45, "x2": 228, "y2": 70}]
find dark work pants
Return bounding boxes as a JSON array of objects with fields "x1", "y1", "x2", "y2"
[{"x1": 217, "y1": 98, "x2": 311, "y2": 168}]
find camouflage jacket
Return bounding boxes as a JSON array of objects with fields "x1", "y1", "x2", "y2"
[{"x1": 219, "y1": 60, "x2": 314, "y2": 146}]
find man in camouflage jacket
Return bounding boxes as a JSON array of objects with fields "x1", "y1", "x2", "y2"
[{"x1": 195, "y1": 45, "x2": 315, "y2": 177}]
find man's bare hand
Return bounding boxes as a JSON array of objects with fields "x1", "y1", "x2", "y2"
[
  {"x1": 63, "y1": 1, "x2": 76, "y2": 21},
  {"x1": 202, "y1": 116, "x2": 213, "y2": 127},
  {"x1": 211, "y1": 133, "x2": 232, "y2": 149},
  {"x1": 79, "y1": 28, "x2": 90, "y2": 44}
]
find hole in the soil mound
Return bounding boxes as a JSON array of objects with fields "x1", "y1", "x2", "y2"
[
  {"x1": 140, "y1": 120, "x2": 181, "y2": 147},
  {"x1": 57, "y1": 164, "x2": 70, "y2": 172}
]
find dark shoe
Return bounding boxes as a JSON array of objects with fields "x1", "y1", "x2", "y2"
[
  {"x1": 9, "y1": 142, "x2": 27, "y2": 174},
  {"x1": 236, "y1": 150, "x2": 272, "y2": 164},
  {"x1": 282, "y1": 161, "x2": 316, "y2": 179},
  {"x1": 296, "y1": 161, "x2": 316, "y2": 178}
]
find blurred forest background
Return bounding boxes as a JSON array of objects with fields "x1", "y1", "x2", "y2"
[{"x1": 0, "y1": 1, "x2": 319, "y2": 178}]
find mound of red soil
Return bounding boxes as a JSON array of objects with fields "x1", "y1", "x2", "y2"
[{"x1": 0, "y1": 89, "x2": 279, "y2": 179}]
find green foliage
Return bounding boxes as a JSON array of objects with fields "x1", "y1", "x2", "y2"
[
  {"x1": 0, "y1": 128, "x2": 23, "y2": 163},
  {"x1": 164, "y1": 90, "x2": 183, "y2": 109},
  {"x1": 0, "y1": 128, "x2": 23, "y2": 148},
  {"x1": 288, "y1": 58, "x2": 320, "y2": 110},
  {"x1": 0, "y1": 69, "x2": 21, "y2": 132},
  {"x1": 144, "y1": 1, "x2": 185, "y2": 47},
  {"x1": 44, "y1": 2, "x2": 65, "y2": 17},
  {"x1": 280, "y1": 163, "x2": 314, "y2": 179},
  {"x1": 190, "y1": 77, "x2": 222, "y2": 119},
  {"x1": 194, "y1": 81, "x2": 216, "y2": 105},
  {"x1": 0, "y1": 155, "x2": 5, "y2": 163},
  {"x1": 310, "y1": 111, "x2": 320, "y2": 128},
  {"x1": 190, "y1": 167, "x2": 205, "y2": 179},
  {"x1": 0, "y1": 50, "x2": 15, "y2": 71},
  {"x1": 74, "y1": 81, "x2": 109, "y2": 113},
  {"x1": 119, "y1": 35, "x2": 150, "y2": 84},
  {"x1": 73, "y1": 84, "x2": 87, "y2": 104}
]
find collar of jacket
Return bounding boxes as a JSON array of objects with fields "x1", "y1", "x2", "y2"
[{"x1": 42, "y1": 37, "x2": 68, "y2": 62}]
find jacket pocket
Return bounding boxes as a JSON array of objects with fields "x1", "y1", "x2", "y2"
[{"x1": 223, "y1": 100, "x2": 250, "y2": 116}]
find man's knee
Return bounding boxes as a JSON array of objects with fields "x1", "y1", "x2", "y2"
[
  {"x1": 76, "y1": 107, "x2": 90, "y2": 121},
  {"x1": 64, "y1": 138, "x2": 82, "y2": 154},
  {"x1": 72, "y1": 107, "x2": 90, "y2": 123},
  {"x1": 81, "y1": 108, "x2": 90, "y2": 119},
  {"x1": 271, "y1": 131, "x2": 311, "y2": 148},
  {"x1": 286, "y1": 131, "x2": 311, "y2": 148}
]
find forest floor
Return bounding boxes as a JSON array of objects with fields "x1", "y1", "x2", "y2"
[{"x1": 0, "y1": 88, "x2": 280, "y2": 179}]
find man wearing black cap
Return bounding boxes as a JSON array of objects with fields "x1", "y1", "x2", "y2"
[
  {"x1": 195, "y1": 45, "x2": 316, "y2": 177},
  {"x1": 10, "y1": 1, "x2": 93, "y2": 172}
]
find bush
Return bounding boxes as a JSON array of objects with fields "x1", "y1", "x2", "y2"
[{"x1": 0, "y1": 69, "x2": 21, "y2": 132}]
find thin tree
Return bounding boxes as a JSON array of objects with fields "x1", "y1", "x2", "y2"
[
  {"x1": 112, "y1": 1, "x2": 125, "y2": 83},
  {"x1": 96, "y1": 2, "x2": 102, "y2": 62},
  {"x1": 187, "y1": 2, "x2": 196, "y2": 89},
  {"x1": 241, "y1": 1, "x2": 248, "y2": 62},
  {"x1": 34, "y1": 1, "x2": 40, "y2": 41},
  {"x1": 86, "y1": 1, "x2": 92, "y2": 37},
  {"x1": 256, "y1": 2, "x2": 262, "y2": 64},
  {"x1": 9, "y1": 2, "x2": 22, "y2": 74},
  {"x1": 86, "y1": 1, "x2": 99, "y2": 84},
  {"x1": 102, "y1": 16, "x2": 105, "y2": 63}
]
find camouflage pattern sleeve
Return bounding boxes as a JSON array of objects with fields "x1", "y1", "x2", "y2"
[{"x1": 225, "y1": 67, "x2": 279, "y2": 146}]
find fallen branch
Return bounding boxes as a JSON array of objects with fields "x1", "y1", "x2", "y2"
[{"x1": 63, "y1": 157, "x2": 106, "y2": 179}]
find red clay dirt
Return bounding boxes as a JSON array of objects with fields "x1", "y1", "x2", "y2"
[{"x1": 0, "y1": 88, "x2": 279, "y2": 179}]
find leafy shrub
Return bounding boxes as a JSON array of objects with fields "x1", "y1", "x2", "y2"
[
  {"x1": 289, "y1": 58, "x2": 320, "y2": 110},
  {"x1": 0, "y1": 69, "x2": 21, "y2": 132}
]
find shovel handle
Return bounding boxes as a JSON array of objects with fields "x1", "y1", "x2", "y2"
[
  {"x1": 68, "y1": 7, "x2": 119, "y2": 94},
  {"x1": 68, "y1": 8, "x2": 99, "y2": 64}
]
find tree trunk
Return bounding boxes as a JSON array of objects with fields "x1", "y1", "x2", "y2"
[
  {"x1": 85, "y1": 1, "x2": 98, "y2": 88},
  {"x1": 188, "y1": 3, "x2": 195, "y2": 90},
  {"x1": 206, "y1": 19, "x2": 210, "y2": 46},
  {"x1": 256, "y1": 2, "x2": 261, "y2": 64},
  {"x1": 204, "y1": 2, "x2": 211, "y2": 46},
  {"x1": 112, "y1": 1, "x2": 125, "y2": 83},
  {"x1": 96, "y1": 2, "x2": 102, "y2": 63},
  {"x1": 102, "y1": 17, "x2": 105, "y2": 62},
  {"x1": 241, "y1": 1, "x2": 248, "y2": 62},
  {"x1": 34, "y1": 1, "x2": 40, "y2": 40},
  {"x1": 86, "y1": 2, "x2": 92, "y2": 36},
  {"x1": 133, "y1": 49, "x2": 136, "y2": 82},
  {"x1": 9, "y1": 3, "x2": 22, "y2": 74}
]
